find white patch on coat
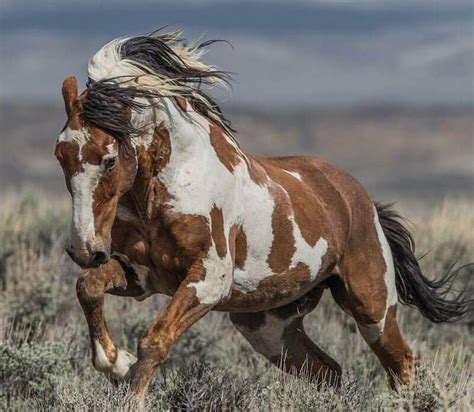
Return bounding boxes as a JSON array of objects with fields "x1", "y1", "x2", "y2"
[
  {"x1": 70, "y1": 163, "x2": 102, "y2": 247},
  {"x1": 374, "y1": 206, "x2": 398, "y2": 307},
  {"x1": 105, "y1": 143, "x2": 117, "y2": 157},
  {"x1": 232, "y1": 169, "x2": 276, "y2": 292},
  {"x1": 58, "y1": 127, "x2": 90, "y2": 145},
  {"x1": 58, "y1": 127, "x2": 91, "y2": 162},
  {"x1": 93, "y1": 340, "x2": 137, "y2": 380},
  {"x1": 290, "y1": 214, "x2": 328, "y2": 281},
  {"x1": 284, "y1": 170, "x2": 303, "y2": 181},
  {"x1": 187, "y1": 241, "x2": 234, "y2": 305},
  {"x1": 357, "y1": 207, "x2": 398, "y2": 344}
]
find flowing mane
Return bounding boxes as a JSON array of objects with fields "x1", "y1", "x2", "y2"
[{"x1": 82, "y1": 31, "x2": 234, "y2": 141}]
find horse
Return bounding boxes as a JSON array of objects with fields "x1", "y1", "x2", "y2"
[{"x1": 55, "y1": 31, "x2": 471, "y2": 408}]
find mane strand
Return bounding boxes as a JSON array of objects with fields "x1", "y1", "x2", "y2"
[{"x1": 83, "y1": 31, "x2": 235, "y2": 141}]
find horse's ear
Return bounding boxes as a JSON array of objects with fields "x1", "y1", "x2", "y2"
[{"x1": 62, "y1": 76, "x2": 78, "y2": 117}]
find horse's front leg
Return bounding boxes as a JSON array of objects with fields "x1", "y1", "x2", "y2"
[
  {"x1": 126, "y1": 259, "x2": 231, "y2": 409},
  {"x1": 76, "y1": 257, "x2": 147, "y2": 382}
]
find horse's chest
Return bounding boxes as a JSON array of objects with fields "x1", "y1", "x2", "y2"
[
  {"x1": 150, "y1": 213, "x2": 212, "y2": 273},
  {"x1": 111, "y1": 216, "x2": 183, "y2": 296}
]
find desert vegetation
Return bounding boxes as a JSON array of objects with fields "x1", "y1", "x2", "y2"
[{"x1": 0, "y1": 191, "x2": 472, "y2": 411}]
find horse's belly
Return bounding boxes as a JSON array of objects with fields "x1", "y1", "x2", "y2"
[{"x1": 217, "y1": 246, "x2": 334, "y2": 312}]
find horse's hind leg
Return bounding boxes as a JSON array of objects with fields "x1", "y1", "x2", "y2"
[
  {"x1": 230, "y1": 287, "x2": 342, "y2": 387},
  {"x1": 76, "y1": 256, "x2": 147, "y2": 382},
  {"x1": 333, "y1": 210, "x2": 414, "y2": 387}
]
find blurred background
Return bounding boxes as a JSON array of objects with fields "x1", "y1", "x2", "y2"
[{"x1": 1, "y1": 0, "x2": 473, "y2": 201}]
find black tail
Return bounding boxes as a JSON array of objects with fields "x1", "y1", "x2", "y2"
[{"x1": 375, "y1": 202, "x2": 473, "y2": 323}]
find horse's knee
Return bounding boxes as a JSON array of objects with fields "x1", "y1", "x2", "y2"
[
  {"x1": 137, "y1": 327, "x2": 174, "y2": 366},
  {"x1": 351, "y1": 298, "x2": 389, "y2": 344}
]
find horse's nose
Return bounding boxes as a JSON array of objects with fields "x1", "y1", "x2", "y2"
[
  {"x1": 65, "y1": 246, "x2": 108, "y2": 268},
  {"x1": 90, "y1": 250, "x2": 108, "y2": 267}
]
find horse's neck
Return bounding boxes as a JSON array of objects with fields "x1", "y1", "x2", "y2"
[{"x1": 125, "y1": 99, "x2": 236, "y2": 220}]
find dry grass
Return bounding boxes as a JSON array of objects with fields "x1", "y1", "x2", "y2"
[{"x1": 0, "y1": 191, "x2": 473, "y2": 411}]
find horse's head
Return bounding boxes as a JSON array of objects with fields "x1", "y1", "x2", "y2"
[{"x1": 55, "y1": 77, "x2": 137, "y2": 268}]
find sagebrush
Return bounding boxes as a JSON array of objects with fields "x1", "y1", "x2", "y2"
[{"x1": 0, "y1": 191, "x2": 472, "y2": 411}]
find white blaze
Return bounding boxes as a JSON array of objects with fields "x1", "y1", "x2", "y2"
[
  {"x1": 70, "y1": 163, "x2": 102, "y2": 246},
  {"x1": 58, "y1": 127, "x2": 104, "y2": 249}
]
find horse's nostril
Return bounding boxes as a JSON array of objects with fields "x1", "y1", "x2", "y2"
[{"x1": 90, "y1": 251, "x2": 107, "y2": 267}]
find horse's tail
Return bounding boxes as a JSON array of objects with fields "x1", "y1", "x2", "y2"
[{"x1": 375, "y1": 202, "x2": 473, "y2": 323}]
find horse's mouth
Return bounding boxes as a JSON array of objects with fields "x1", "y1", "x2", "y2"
[{"x1": 65, "y1": 247, "x2": 110, "y2": 269}]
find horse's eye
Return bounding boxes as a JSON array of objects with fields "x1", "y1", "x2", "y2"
[{"x1": 102, "y1": 156, "x2": 117, "y2": 171}]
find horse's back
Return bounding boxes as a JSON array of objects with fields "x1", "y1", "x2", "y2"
[{"x1": 256, "y1": 154, "x2": 376, "y2": 248}]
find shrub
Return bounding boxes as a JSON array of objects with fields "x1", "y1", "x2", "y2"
[
  {"x1": 0, "y1": 342, "x2": 70, "y2": 405},
  {"x1": 163, "y1": 361, "x2": 259, "y2": 411}
]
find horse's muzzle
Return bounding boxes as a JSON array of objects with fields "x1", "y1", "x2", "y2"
[{"x1": 65, "y1": 246, "x2": 109, "y2": 269}]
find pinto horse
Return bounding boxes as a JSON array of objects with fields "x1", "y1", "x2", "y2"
[{"x1": 55, "y1": 32, "x2": 471, "y2": 408}]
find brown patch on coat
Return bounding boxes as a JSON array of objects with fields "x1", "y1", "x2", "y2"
[
  {"x1": 55, "y1": 141, "x2": 84, "y2": 178},
  {"x1": 151, "y1": 124, "x2": 172, "y2": 172},
  {"x1": 371, "y1": 305, "x2": 414, "y2": 386},
  {"x1": 163, "y1": 213, "x2": 212, "y2": 261},
  {"x1": 259, "y1": 156, "x2": 352, "y2": 253},
  {"x1": 267, "y1": 186, "x2": 296, "y2": 274},
  {"x1": 174, "y1": 96, "x2": 188, "y2": 111},
  {"x1": 209, "y1": 124, "x2": 241, "y2": 172},
  {"x1": 263, "y1": 161, "x2": 329, "y2": 248},
  {"x1": 246, "y1": 157, "x2": 268, "y2": 186},
  {"x1": 338, "y1": 204, "x2": 388, "y2": 325},
  {"x1": 216, "y1": 262, "x2": 314, "y2": 312},
  {"x1": 128, "y1": 124, "x2": 172, "y2": 221},
  {"x1": 210, "y1": 207, "x2": 227, "y2": 258},
  {"x1": 234, "y1": 226, "x2": 247, "y2": 270},
  {"x1": 229, "y1": 224, "x2": 248, "y2": 270},
  {"x1": 80, "y1": 127, "x2": 116, "y2": 165},
  {"x1": 146, "y1": 211, "x2": 213, "y2": 286}
]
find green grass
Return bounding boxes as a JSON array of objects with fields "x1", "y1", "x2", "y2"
[{"x1": 1, "y1": 192, "x2": 472, "y2": 411}]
